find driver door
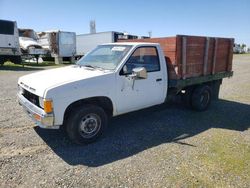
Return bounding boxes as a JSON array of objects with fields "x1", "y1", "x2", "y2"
[{"x1": 115, "y1": 46, "x2": 165, "y2": 114}]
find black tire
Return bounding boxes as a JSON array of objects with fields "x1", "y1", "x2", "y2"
[
  {"x1": 191, "y1": 85, "x2": 212, "y2": 111},
  {"x1": 13, "y1": 56, "x2": 22, "y2": 64},
  {"x1": 66, "y1": 105, "x2": 108, "y2": 144},
  {"x1": 211, "y1": 80, "x2": 222, "y2": 100},
  {"x1": 42, "y1": 57, "x2": 54, "y2": 61},
  {"x1": 0, "y1": 56, "x2": 5, "y2": 65}
]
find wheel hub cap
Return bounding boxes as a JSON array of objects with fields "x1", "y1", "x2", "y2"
[{"x1": 79, "y1": 114, "x2": 101, "y2": 138}]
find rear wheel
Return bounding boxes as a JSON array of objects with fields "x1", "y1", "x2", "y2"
[
  {"x1": 191, "y1": 85, "x2": 212, "y2": 111},
  {"x1": 66, "y1": 105, "x2": 108, "y2": 144}
]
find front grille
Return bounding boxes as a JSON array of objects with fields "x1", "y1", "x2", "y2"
[{"x1": 22, "y1": 89, "x2": 40, "y2": 107}]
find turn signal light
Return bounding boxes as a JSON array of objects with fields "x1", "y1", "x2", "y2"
[
  {"x1": 44, "y1": 100, "x2": 53, "y2": 113},
  {"x1": 33, "y1": 114, "x2": 41, "y2": 121}
]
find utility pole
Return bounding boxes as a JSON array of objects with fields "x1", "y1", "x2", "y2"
[
  {"x1": 148, "y1": 31, "x2": 152, "y2": 38},
  {"x1": 90, "y1": 20, "x2": 96, "y2": 34}
]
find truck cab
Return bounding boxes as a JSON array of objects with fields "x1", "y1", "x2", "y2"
[
  {"x1": 114, "y1": 43, "x2": 168, "y2": 114},
  {"x1": 18, "y1": 43, "x2": 168, "y2": 143}
]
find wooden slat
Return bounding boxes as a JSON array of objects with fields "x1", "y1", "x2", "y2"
[
  {"x1": 182, "y1": 37, "x2": 187, "y2": 79},
  {"x1": 203, "y1": 37, "x2": 210, "y2": 75},
  {"x1": 212, "y1": 38, "x2": 218, "y2": 74},
  {"x1": 227, "y1": 39, "x2": 234, "y2": 71}
]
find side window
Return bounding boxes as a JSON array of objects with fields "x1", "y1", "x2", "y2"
[{"x1": 122, "y1": 47, "x2": 160, "y2": 74}]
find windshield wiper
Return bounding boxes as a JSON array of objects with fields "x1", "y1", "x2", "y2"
[
  {"x1": 83, "y1": 64, "x2": 96, "y2": 69},
  {"x1": 82, "y1": 64, "x2": 107, "y2": 71}
]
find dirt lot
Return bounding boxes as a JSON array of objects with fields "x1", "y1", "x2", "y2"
[{"x1": 0, "y1": 55, "x2": 250, "y2": 188}]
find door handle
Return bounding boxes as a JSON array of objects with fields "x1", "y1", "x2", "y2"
[{"x1": 156, "y1": 78, "x2": 162, "y2": 82}]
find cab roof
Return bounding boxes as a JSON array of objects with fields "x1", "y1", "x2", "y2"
[{"x1": 101, "y1": 42, "x2": 159, "y2": 46}]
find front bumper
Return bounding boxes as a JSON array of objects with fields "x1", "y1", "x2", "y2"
[
  {"x1": 28, "y1": 48, "x2": 48, "y2": 55},
  {"x1": 17, "y1": 93, "x2": 59, "y2": 129}
]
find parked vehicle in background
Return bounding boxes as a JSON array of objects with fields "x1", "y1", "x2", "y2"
[
  {"x1": 233, "y1": 43, "x2": 247, "y2": 54},
  {"x1": 76, "y1": 31, "x2": 148, "y2": 58},
  {"x1": 37, "y1": 31, "x2": 76, "y2": 63},
  {"x1": 18, "y1": 29, "x2": 48, "y2": 62},
  {"x1": 233, "y1": 44, "x2": 242, "y2": 53},
  {"x1": 17, "y1": 35, "x2": 234, "y2": 144},
  {"x1": 0, "y1": 19, "x2": 21, "y2": 65}
]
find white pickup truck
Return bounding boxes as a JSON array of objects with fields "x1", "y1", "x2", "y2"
[{"x1": 18, "y1": 38, "x2": 233, "y2": 144}]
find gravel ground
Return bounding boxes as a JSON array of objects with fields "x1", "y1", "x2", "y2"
[{"x1": 0, "y1": 55, "x2": 250, "y2": 188}]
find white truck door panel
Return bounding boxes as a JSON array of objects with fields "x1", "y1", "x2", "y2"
[
  {"x1": 116, "y1": 46, "x2": 165, "y2": 114},
  {"x1": 116, "y1": 71, "x2": 164, "y2": 114}
]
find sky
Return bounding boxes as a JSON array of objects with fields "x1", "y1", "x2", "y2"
[{"x1": 0, "y1": 0, "x2": 250, "y2": 46}]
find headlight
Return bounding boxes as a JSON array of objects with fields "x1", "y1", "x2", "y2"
[
  {"x1": 39, "y1": 97, "x2": 53, "y2": 113},
  {"x1": 39, "y1": 97, "x2": 44, "y2": 108}
]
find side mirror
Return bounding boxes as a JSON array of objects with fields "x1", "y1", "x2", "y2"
[{"x1": 132, "y1": 67, "x2": 147, "y2": 79}]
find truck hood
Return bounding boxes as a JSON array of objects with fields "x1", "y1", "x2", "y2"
[
  {"x1": 19, "y1": 37, "x2": 42, "y2": 50},
  {"x1": 18, "y1": 65, "x2": 111, "y2": 97}
]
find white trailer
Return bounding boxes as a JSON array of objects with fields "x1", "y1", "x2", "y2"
[
  {"x1": 76, "y1": 31, "x2": 139, "y2": 58},
  {"x1": 0, "y1": 19, "x2": 21, "y2": 65},
  {"x1": 38, "y1": 31, "x2": 76, "y2": 63}
]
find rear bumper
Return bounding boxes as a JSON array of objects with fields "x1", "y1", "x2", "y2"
[
  {"x1": 17, "y1": 93, "x2": 59, "y2": 129},
  {"x1": 0, "y1": 48, "x2": 21, "y2": 56}
]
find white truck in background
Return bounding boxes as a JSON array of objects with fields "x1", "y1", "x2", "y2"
[
  {"x1": 76, "y1": 31, "x2": 147, "y2": 58},
  {"x1": 18, "y1": 29, "x2": 48, "y2": 63},
  {"x1": 0, "y1": 19, "x2": 21, "y2": 65},
  {"x1": 233, "y1": 43, "x2": 247, "y2": 54},
  {"x1": 37, "y1": 30, "x2": 76, "y2": 63},
  {"x1": 0, "y1": 19, "x2": 74, "y2": 65}
]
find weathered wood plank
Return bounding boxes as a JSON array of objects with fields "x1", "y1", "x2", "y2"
[
  {"x1": 203, "y1": 37, "x2": 210, "y2": 75},
  {"x1": 227, "y1": 39, "x2": 234, "y2": 71},
  {"x1": 212, "y1": 38, "x2": 218, "y2": 74},
  {"x1": 182, "y1": 36, "x2": 187, "y2": 79}
]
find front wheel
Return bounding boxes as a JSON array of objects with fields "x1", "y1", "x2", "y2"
[{"x1": 66, "y1": 105, "x2": 108, "y2": 144}]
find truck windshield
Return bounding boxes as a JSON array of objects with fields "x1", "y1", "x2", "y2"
[{"x1": 77, "y1": 45, "x2": 132, "y2": 70}]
